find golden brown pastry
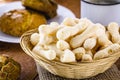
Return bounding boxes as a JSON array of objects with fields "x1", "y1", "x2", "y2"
[
  {"x1": 0, "y1": 9, "x2": 47, "y2": 37},
  {"x1": 0, "y1": 55, "x2": 21, "y2": 80},
  {"x1": 22, "y1": 0, "x2": 58, "y2": 18}
]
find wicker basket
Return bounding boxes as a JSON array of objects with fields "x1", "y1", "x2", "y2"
[{"x1": 20, "y1": 29, "x2": 120, "y2": 79}]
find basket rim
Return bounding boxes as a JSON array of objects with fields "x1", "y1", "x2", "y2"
[{"x1": 20, "y1": 29, "x2": 120, "y2": 67}]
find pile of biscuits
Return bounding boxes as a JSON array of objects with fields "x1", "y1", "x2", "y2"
[
  {"x1": 0, "y1": 0, "x2": 57, "y2": 37},
  {"x1": 30, "y1": 18, "x2": 120, "y2": 63}
]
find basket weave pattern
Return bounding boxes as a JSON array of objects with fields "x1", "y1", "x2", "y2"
[{"x1": 20, "y1": 29, "x2": 120, "y2": 79}]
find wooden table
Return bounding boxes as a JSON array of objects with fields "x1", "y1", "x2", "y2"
[{"x1": 0, "y1": 0, "x2": 80, "y2": 80}]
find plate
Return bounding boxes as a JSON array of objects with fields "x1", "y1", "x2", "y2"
[{"x1": 0, "y1": 1, "x2": 75, "y2": 43}]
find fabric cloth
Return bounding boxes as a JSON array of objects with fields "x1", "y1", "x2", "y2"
[{"x1": 37, "y1": 64, "x2": 120, "y2": 80}]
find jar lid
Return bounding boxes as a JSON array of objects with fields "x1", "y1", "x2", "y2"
[{"x1": 82, "y1": 0, "x2": 120, "y2": 5}]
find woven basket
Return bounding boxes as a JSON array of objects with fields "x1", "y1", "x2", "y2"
[{"x1": 20, "y1": 29, "x2": 120, "y2": 79}]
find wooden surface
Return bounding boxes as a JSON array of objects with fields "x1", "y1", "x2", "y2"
[
  {"x1": 0, "y1": 42, "x2": 37, "y2": 80},
  {"x1": 0, "y1": 0, "x2": 80, "y2": 80},
  {"x1": 55, "y1": 0, "x2": 80, "y2": 18}
]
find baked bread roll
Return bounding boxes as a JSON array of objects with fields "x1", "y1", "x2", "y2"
[
  {"x1": 22, "y1": 0, "x2": 58, "y2": 18},
  {"x1": 0, "y1": 9, "x2": 46, "y2": 37},
  {"x1": 0, "y1": 55, "x2": 21, "y2": 80}
]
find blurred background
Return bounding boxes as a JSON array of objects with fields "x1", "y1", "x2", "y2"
[{"x1": 0, "y1": 0, "x2": 80, "y2": 18}]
